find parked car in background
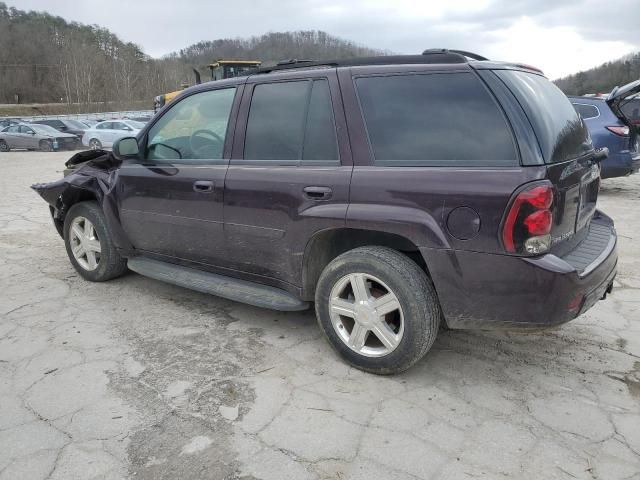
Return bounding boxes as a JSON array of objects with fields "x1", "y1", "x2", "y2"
[
  {"x1": 34, "y1": 51, "x2": 618, "y2": 373},
  {"x1": 0, "y1": 123, "x2": 79, "y2": 151},
  {"x1": 81, "y1": 120, "x2": 145, "y2": 149},
  {"x1": 31, "y1": 118, "x2": 88, "y2": 138},
  {"x1": 0, "y1": 118, "x2": 22, "y2": 129},
  {"x1": 570, "y1": 79, "x2": 640, "y2": 178}
]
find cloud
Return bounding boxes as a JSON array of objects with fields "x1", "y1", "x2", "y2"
[{"x1": 12, "y1": 0, "x2": 639, "y2": 78}]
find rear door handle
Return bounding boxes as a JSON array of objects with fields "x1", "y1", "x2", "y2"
[
  {"x1": 193, "y1": 180, "x2": 214, "y2": 193},
  {"x1": 303, "y1": 186, "x2": 333, "y2": 200}
]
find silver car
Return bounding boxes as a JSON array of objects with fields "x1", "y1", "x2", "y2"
[
  {"x1": 82, "y1": 120, "x2": 144, "y2": 149},
  {"x1": 0, "y1": 123, "x2": 79, "y2": 152}
]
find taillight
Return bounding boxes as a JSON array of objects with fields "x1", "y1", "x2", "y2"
[
  {"x1": 606, "y1": 125, "x2": 630, "y2": 136},
  {"x1": 502, "y1": 182, "x2": 555, "y2": 255}
]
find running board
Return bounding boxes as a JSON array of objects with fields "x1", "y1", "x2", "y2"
[{"x1": 127, "y1": 257, "x2": 309, "y2": 311}]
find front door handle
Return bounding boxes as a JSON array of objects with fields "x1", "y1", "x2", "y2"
[
  {"x1": 303, "y1": 186, "x2": 333, "y2": 200},
  {"x1": 193, "y1": 180, "x2": 214, "y2": 193}
]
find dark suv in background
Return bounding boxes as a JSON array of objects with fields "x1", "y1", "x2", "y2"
[{"x1": 34, "y1": 50, "x2": 618, "y2": 374}]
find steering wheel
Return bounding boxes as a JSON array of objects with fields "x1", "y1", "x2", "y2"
[{"x1": 189, "y1": 129, "x2": 224, "y2": 157}]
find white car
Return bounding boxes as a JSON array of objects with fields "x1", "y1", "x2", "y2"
[{"x1": 82, "y1": 120, "x2": 145, "y2": 150}]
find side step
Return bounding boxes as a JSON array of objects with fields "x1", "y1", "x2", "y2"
[{"x1": 127, "y1": 257, "x2": 309, "y2": 311}]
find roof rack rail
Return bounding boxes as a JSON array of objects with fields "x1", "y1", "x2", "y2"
[
  {"x1": 254, "y1": 49, "x2": 488, "y2": 75},
  {"x1": 422, "y1": 49, "x2": 488, "y2": 61}
]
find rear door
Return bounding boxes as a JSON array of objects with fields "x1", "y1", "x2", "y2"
[
  {"x1": 3, "y1": 125, "x2": 23, "y2": 148},
  {"x1": 117, "y1": 85, "x2": 241, "y2": 266},
  {"x1": 224, "y1": 71, "x2": 352, "y2": 287}
]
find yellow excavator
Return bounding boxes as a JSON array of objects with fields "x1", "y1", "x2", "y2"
[{"x1": 153, "y1": 60, "x2": 261, "y2": 112}]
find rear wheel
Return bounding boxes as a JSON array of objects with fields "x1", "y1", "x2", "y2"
[
  {"x1": 0, "y1": 140, "x2": 8, "y2": 152},
  {"x1": 39, "y1": 140, "x2": 53, "y2": 152},
  {"x1": 89, "y1": 138, "x2": 102, "y2": 150},
  {"x1": 63, "y1": 202, "x2": 127, "y2": 282},
  {"x1": 315, "y1": 246, "x2": 441, "y2": 374}
]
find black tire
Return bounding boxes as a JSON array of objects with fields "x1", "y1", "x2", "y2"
[
  {"x1": 39, "y1": 140, "x2": 53, "y2": 152},
  {"x1": 89, "y1": 138, "x2": 102, "y2": 150},
  {"x1": 315, "y1": 246, "x2": 441, "y2": 374},
  {"x1": 0, "y1": 140, "x2": 9, "y2": 152},
  {"x1": 63, "y1": 201, "x2": 127, "y2": 282}
]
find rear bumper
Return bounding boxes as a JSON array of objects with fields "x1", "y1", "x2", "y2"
[{"x1": 422, "y1": 212, "x2": 617, "y2": 329}]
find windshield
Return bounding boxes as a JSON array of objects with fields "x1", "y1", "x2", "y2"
[
  {"x1": 496, "y1": 70, "x2": 593, "y2": 163},
  {"x1": 127, "y1": 121, "x2": 145, "y2": 129},
  {"x1": 30, "y1": 124, "x2": 60, "y2": 135}
]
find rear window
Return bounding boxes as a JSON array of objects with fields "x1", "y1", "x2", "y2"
[
  {"x1": 572, "y1": 103, "x2": 600, "y2": 120},
  {"x1": 355, "y1": 72, "x2": 517, "y2": 166},
  {"x1": 496, "y1": 71, "x2": 592, "y2": 164}
]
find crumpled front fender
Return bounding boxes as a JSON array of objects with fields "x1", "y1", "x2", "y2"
[{"x1": 31, "y1": 149, "x2": 134, "y2": 254}]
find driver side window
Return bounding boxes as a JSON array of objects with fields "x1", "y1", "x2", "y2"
[{"x1": 146, "y1": 87, "x2": 236, "y2": 162}]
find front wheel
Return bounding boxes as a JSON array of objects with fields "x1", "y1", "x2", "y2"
[
  {"x1": 0, "y1": 140, "x2": 8, "y2": 152},
  {"x1": 89, "y1": 138, "x2": 102, "y2": 150},
  {"x1": 315, "y1": 246, "x2": 441, "y2": 374},
  {"x1": 39, "y1": 140, "x2": 53, "y2": 152},
  {"x1": 63, "y1": 202, "x2": 127, "y2": 282}
]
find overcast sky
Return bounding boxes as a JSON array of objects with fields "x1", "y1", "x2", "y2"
[{"x1": 14, "y1": 0, "x2": 640, "y2": 79}]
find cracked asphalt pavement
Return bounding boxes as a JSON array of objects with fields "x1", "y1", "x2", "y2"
[{"x1": 1, "y1": 151, "x2": 639, "y2": 480}]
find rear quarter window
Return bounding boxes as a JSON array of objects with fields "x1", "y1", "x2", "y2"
[
  {"x1": 572, "y1": 103, "x2": 600, "y2": 120},
  {"x1": 355, "y1": 72, "x2": 517, "y2": 166},
  {"x1": 495, "y1": 70, "x2": 593, "y2": 164}
]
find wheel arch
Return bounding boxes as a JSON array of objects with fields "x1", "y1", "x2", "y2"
[{"x1": 301, "y1": 228, "x2": 430, "y2": 301}]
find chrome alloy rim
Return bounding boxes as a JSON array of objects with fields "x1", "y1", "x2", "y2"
[
  {"x1": 329, "y1": 273, "x2": 404, "y2": 357},
  {"x1": 69, "y1": 216, "x2": 102, "y2": 271}
]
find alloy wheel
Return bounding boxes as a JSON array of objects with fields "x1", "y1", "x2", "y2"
[
  {"x1": 329, "y1": 273, "x2": 404, "y2": 357},
  {"x1": 69, "y1": 216, "x2": 102, "y2": 271}
]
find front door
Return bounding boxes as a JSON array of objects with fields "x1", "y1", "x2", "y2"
[
  {"x1": 118, "y1": 85, "x2": 242, "y2": 266},
  {"x1": 224, "y1": 73, "x2": 352, "y2": 288}
]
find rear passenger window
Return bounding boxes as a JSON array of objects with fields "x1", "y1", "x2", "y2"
[
  {"x1": 355, "y1": 73, "x2": 517, "y2": 166},
  {"x1": 572, "y1": 103, "x2": 599, "y2": 120},
  {"x1": 243, "y1": 79, "x2": 338, "y2": 164}
]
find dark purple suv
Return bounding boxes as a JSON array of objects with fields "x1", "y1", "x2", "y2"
[{"x1": 34, "y1": 50, "x2": 618, "y2": 374}]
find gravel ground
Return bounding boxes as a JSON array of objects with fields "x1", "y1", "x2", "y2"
[{"x1": 1, "y1": 151, "x2": 639, "y2": 480}]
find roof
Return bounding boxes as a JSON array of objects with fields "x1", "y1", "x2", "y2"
[{"x1": 254, "y1": 50, "x2": 478, "y2": 74}]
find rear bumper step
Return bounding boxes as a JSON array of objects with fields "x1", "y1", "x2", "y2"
[
  {"x1": 560, "y1": 216, "x2": 616, "y2": 277},
  {"x1": 127, "y1": 256, "x2": 309, "y2": 311}
]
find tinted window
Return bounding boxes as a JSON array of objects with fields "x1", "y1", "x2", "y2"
[
  {"x1": 146, "y1": 87, "x2": 236, "y2": 162},
  {"x1": 243, "y1": 80, "x2": 338, "y2": 163},
  {"x1": 303, "y1": 80, "x2": 338, "y2": 162},
  {"x1": 572, "y1": 103, "x2": 599, "y2": 120},
  {"x1": 244, "y1": 81, "x2": 308, "y2": 161},
  {"x1": 356, "y1": 73, "x2": 516, "y2": 166},
  {"x1": 7, "y1": 125, "x2": 20, "y2": 133},
  {"x1": 496, "y1": 71, "x2": 592, "y2": 164},
  {"x1": 96, "y1": 122, "x2": 112, "y2": 130},
  {"x1": 19, "y1": 126, "x2": 34, "y2": 134}
]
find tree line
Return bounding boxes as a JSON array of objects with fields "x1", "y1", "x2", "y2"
[
  {"x1": 0, "y1": 3, "x2": 383, "y2": 110},
  {"x1": 554, "y1": 52, "x2": 640, "y2": 96}
]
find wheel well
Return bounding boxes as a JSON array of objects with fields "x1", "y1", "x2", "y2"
[
  {"x1": 51, "y1": 193, "x2": 98, "y2": 238},
  {"x1": 301, "y1": 228, "x2": 426, "y2": 301}
]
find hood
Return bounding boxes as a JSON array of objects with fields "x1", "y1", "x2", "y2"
[{"x1": 606, "y1": 78, "x2": 640, "y2": 124}]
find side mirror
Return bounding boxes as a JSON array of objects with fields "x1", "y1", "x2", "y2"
[{"x1": 113, "y1": 137, "x2": 140, "y2": 160}]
